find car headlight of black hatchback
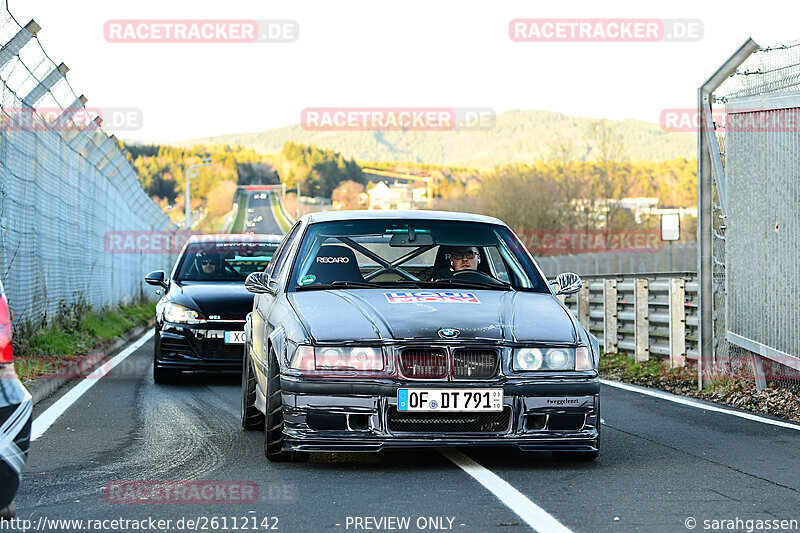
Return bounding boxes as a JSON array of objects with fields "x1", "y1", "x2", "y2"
[{"x1": 513, "y1": 347, "x2": 593, "y2": 371}]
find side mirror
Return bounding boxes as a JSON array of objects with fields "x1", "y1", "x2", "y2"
[
  {"x1": 551, "y1": 272, "x2": 582, "y2": 295},
  {"x1": 145, "y1": 270, "x2": 168, "y2": 290},
  {"x1": 245, "y1": 271, "x2": 276, "y2": 295}
]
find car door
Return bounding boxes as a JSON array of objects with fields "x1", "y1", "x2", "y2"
[{"x1": 252, "y1": 222, "x2": 303, "y2": 375}]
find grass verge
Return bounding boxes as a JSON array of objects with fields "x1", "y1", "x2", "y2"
[
  {"x1": 13, "y1": 301, "x2": 155, "y2": 382},
  {"x1": 270, "y1": 193, "x2": 292, "y2": 233},
  {"x1": 599, "y1": 351, "x2": 800, "y2": 422},
  {"x1": 231, "y1": 190, "x2": 248, "y2": 233}
]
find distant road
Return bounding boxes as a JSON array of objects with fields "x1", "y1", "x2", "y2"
[{"x1": 240, "y1": 190, "x2": 283, "y2": 235}]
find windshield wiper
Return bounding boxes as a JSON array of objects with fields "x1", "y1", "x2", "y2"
[{"x1": 296, "y1": 281, "x2": 379, "y2": 291}]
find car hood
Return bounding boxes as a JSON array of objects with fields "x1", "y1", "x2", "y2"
[
  {"x1": 171, "y1": 282, "x2": 254, "y2": 318},
  {"x1": 288, "y1": 289, "x2": 577, "y2": 344}
]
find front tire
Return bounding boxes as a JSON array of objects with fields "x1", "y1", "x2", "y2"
[
  {"x1": 0, "y1": 502, "x2": 16, "y2": 520},
  {"x1": 153, "y1": 362, "x2": 178, "y2": 384},
  {"x1": 264, "y1": 350, "x2": 292, "y2": 462},
  {"x1": 241, "y1": 343, "x2": 265, "y2": 431}
]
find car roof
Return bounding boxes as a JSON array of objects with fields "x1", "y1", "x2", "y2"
[
  {"x1": 301, "y1": 210, "x2": 506, "y2": 226},
  {"x1": 185, "y1": 233, "x2": 284, "y2": 244}
]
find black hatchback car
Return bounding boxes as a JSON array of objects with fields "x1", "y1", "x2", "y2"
[
  {"x1": 145, "y1": 234, "x2": 282, "y2": 383},
  {"x1": 241, "y1": 211, "x2": 600, "y2": 462},
  {"x1": 0, "y1": 280, "x2": 31, "y2": 518}
]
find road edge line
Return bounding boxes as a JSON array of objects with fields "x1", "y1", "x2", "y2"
[
  {"x1": 441, "y1": 448, "x2": 572, "y2": 533},
  {"x1": 600, "y1": 378, "x2": 800, "y2": 431},
  {"x1": 31, "y1": 330, "x2": 154, "y2": 441}
]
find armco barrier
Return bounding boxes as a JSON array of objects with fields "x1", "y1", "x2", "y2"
[{"x1": 562, "y1": 273, "x2": 698, "y2": 367}]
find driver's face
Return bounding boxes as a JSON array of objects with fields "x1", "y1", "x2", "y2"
[
  {"x1": 451, "y1": 247, "x2": 480, "y2": 271},
  {"x1": 200, "y1": 258, "x2": 217, "y2": 274}
]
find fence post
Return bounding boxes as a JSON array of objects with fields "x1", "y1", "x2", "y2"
[
  {"x1": 603, "y1": 279, "x2": 618, "y2": 355},
  {"x1": 634, "y1": 278, "x2": 649, "y2": 362},
  {"x1": 668, "y1": 278, "x2": 687, "y2": 367},
  {"x1": 751, "y1": 354, "x2": 767, "y2": 390},
  {"x1": 578, "y1": 284, "x2": 590, "y2": 331}
]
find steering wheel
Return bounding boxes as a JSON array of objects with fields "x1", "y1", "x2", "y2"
[{"x1": 445, "y1": 269, "x2": 505, "y2": 285}]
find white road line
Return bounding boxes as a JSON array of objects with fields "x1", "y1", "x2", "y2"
[
  {"x1": 601, "y1": 379, "x2": 800, "y2": 431},
  {"x1": 31, "y1": 330, "x2": 154, "y2": 441},
  {"x1": 441, "y1": 449, "x2": 572, "y2": 533}
]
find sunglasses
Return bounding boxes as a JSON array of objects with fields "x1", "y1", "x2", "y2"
[{"x1": 451, "y1": 251, "x2": 478, "y2": 260}]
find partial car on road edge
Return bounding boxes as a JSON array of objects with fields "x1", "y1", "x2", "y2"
[{"x1": 0, "y1": 280, "x2": 32, "y2": 518}]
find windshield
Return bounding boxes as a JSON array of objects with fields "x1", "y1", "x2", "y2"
[
  {"x1": 175, "y1": 241, "x2": 276, "y2": 282},
  {"x1": 288, "y1": 219, "x2": 547, "y2": 292}
]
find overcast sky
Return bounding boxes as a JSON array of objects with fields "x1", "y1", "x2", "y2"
[{"x1": 8, "y1": 0, "x2": 796, "y2": 143}]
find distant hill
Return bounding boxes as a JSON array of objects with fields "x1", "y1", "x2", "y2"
[{"x1": 174, "y1": 110, "x2": 695, "y2": 169}]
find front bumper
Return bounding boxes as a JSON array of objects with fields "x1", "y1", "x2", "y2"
[
  {"x1": 0, "y1": 367, "x2": 32, "y2": 508},
  {"x1": 279, "y1": 376, "x2": 600, "y2": 453},
  {"x1": 156, "y1": 322, "x2": 246, "y2": 372}
]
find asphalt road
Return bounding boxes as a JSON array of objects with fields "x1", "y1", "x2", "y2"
[
  {"x1": 14, "y1": 329, "x2": 800, "y2": 533},
  {"x1": 242, "y1": 191, "x2": 283, "y2": 235}
]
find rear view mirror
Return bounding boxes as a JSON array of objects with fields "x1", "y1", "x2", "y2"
[
  {"x1": 551, "y1": 272, "x2": 582, "y2": 295},
  {"x1": 144, "y1": 270, "x2": 168, "y2": 290},
  {"x1": 245, "y1": 272, "x2": 276, "y2": 295}
]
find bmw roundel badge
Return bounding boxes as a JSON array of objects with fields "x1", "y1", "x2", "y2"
[{"x1": 438, "y1": 328, "x2": 460, "y2": 339}]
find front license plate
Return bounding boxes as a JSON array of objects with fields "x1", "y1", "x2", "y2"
[
  {"x1": 397, "y1": 389, "x2": 503, "y2": 412},
  {"x1": 224, "y1": 331, "x2": 245, "y2": 344}
]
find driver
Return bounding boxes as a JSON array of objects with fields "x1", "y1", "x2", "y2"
[
  {"x1": 195, "y1": 252, "x2": 220, "y2": 279},
  {"x1": 450, "y1": 246, "x2": 480, "y2": 272}
]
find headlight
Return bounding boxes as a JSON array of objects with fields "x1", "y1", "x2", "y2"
[
  {"x1": 163, "y1": 302, "x2": 204, "y2": 324},
  {"x1": 514, "y1": 348, "x2": 543, "y2": 371},
  {"x1": 513, "y1": 347, "x2": 592, "y2": 371},
  {"x1": 289, "y1": 345, "x2": 384, "y2": 372}
]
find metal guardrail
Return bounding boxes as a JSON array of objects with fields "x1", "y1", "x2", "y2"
[{"x1": 562, "y1": 272, "x2": 698, "y2": 366}]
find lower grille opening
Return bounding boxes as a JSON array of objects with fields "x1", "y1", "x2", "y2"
[
  {"x1": 307, "y1": 413, "x2": 348, "y2": 430},
  {"x1": 525, "y1": 414, "x2": 547, "y2": 430},
  {"x1": 160, "y1": 337, "x2": 194, "y2": 357},
  {"x1": 547, "y1": 413, "x2": 586, "y2": 431},
  {"x1": 348, "y1": 414, "x2": 371, "y2": 430},
  {"x1": 200, "y1": 340, "x2": 243, "y2": 360},
  {"x1": 387, "y1": 407, "x2": 511, "y2": 433}
]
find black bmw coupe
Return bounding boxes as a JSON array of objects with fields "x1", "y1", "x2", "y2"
[
  {"x1": 145, "y1": 234, "x2": 283, "y2": 383},
  {"x1": 241, "y1": 211, "x2": 600, "y2": 462}
]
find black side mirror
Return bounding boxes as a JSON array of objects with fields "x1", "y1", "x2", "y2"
[
  {"x1": 145, "y1": 270, "x2": 168, "y2": 290},
  {"x1": 245, "y1": 272, "x2": 276, "y2": 295},
  {"x1": 551, "y1": 272, "x2": 582, "y2": 295}
]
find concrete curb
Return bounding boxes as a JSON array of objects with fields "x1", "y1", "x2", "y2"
[{"x1": 24, "y1": 319, "x2": 155, "y2": 406}]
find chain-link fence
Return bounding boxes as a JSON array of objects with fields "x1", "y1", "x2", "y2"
[
  {"x1": 700, "y1": 39, "x2": 800, "y2": 390},
  {"x1": 0, "y1": 4, "x2": 174, "y2": 326}
]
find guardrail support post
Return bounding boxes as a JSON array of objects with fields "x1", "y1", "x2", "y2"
[
  {"x1": 669, "y1": 278, "x2": 687, "y2": 367},
  {"x1": 603, "y1": 279, "x2": 618, "y2": 355},
  {"x1": 634, "y1": 278, "x2": 649, "y2": 362},
  {"x1": 578, "y1": 284, "x2": 590, "y2": 331},
  {"x1": 751, "y1": 354, "x2": 767, "y2": 390}
]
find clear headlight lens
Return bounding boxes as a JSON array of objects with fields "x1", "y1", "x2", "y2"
[
  {"x1": 513, "y1": 347, "x2": 591, "y2": 371},
  {"x1": 163, "y1": 302, "x2": 204, "y2": 324},
  {"x1": 514, "y1": 348, "x2": 543, "y2": 371},
  {"x1": 289, "y1": 345, "x2": 384, "y2": 372}
]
